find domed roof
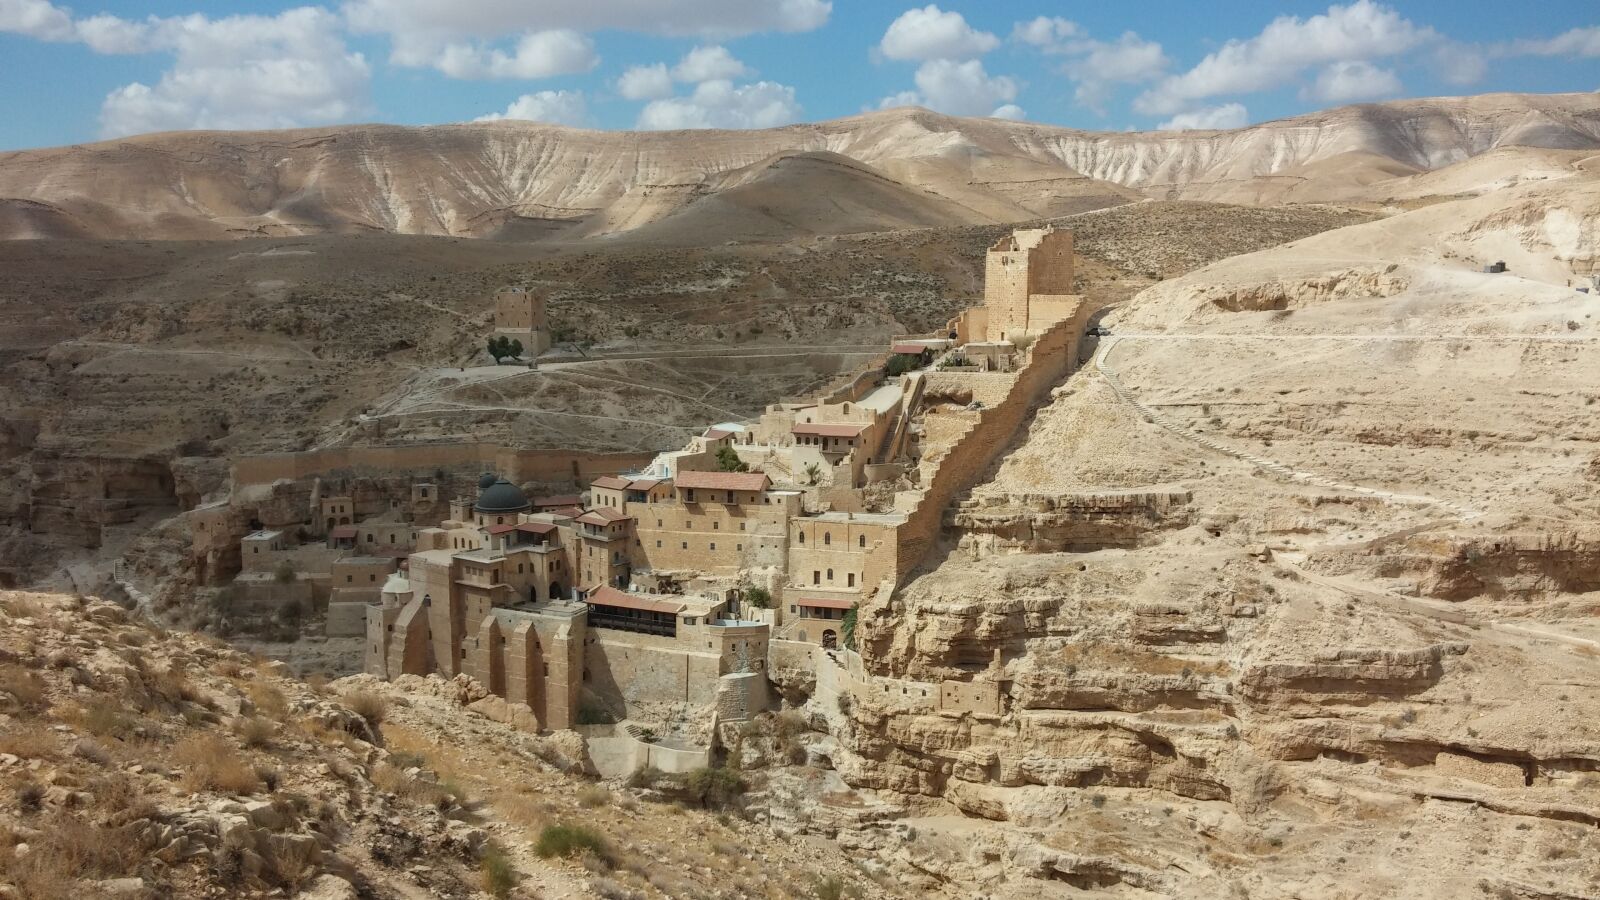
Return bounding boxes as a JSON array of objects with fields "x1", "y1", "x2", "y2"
[
  {"x1": 478, "y1": 472, "x2": 499, "y2": 490},
  {"x1": 475, "y1": 477, "x2": 531, "y2": 513}
]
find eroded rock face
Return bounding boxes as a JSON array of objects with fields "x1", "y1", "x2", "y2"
[{"x1": 1206, "y1": 265, "x2": 1410, "y2": 312}]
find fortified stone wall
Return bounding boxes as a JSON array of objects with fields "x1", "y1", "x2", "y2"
[
  {"x1": 232, "y1": 443, "x2": 653, "y2": 488},
  {"x1": 889, "y1": 301, "x2": 1095, "y2": 587}
]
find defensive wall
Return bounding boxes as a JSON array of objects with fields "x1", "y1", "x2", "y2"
[
  {"x1": 888, "y1": 299, "x2": 1098, "y2": 586},
  {"x1": 232, "y1": 443, "x2": 654, "y2": 488}
]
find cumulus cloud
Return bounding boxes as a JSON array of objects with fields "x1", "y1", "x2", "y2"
[
  {"x1": 672, "y1": 45, "x2": 751, "y2": 82},
  {"x1": 1010, "y1": 17, "x2": 1167, "y2": 114},
  {"x1": 429, "y1": 29, "x2": 596, "y2": 80},
  {"x1": 1011, "y1": 15, "x2": 1080, "y2": 51},
  {"x1": 0, "y1": 0, "x2": 74, "y2": 40},
  {"x1": 1431, "y1": 44, "x2": 1487, "y2": 86},
  {"x1": 343, "y1": 0, "x2": 831, "y2": 52},
  {"x1": 637, "y1": 79, "x2": 800, "y2": 130},
  {"x1": 475, "y1": 90, "x2": 588, "y2": 125},
  {"x1": 990, "y1": 104, "x2": 1025, "y2": 120},
  {"x1": 879, "y1": 5, "x2": 997, "y2": 61},
  {"x1": 1135, "y1": 1, "x2": 1431, "y2": 116},
  {"x1": 1158, "y1": 102, "x2": 1248, "y2": 131},
  {"x1": 879, "y1": 59, "x2": 1016, "y2": 118},
  {"x1": 617, "y1": 63, "x2": 673, "y2": 100},
  {"x1": 97, "y1": 8, "x2": 371, "y2": 138},
  {"x1": 1303, "y1": 59, "x2": 1402, "y2": 103},
  {"x1": 1502, "y1": 26, "x2": 1600, "y2": 58}
]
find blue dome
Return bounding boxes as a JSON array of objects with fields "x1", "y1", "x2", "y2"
[{"x1": 478, "y1": 472, "x2": 499, "y2": 490}]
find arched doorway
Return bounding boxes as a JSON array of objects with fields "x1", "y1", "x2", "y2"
[
  {"x1": 326, "y1": 517, "x2": 335, "y2": 530},
  {"x1": 822, "y1": 630, "x2": 837, "y2": 650},
  {"x1": 549, "y1": 583, "x2": 564, "y2": 600}
]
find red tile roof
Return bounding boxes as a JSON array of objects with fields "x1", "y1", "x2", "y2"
[
  {"x1": 515, "y1": 522, "x2": 557, "y2": 535},
  {"x1": 485, "y1": 524, "x2": 517, "y2": 535},
  {"x1": 628, "y1": 478, "x2": 662, "y2": 491},
  {"x1": 589, "y1": 476, "x2": 631, "y2": 490},
  {"x1": 577, "y1": 508, "x2": 631, "y2": 526},
  {"x1": 673, "y1": 470, "x2": 771, "y2": 492},
  {"x1": 792, "y1": 422, "x2": 866, "y2": 438},
  {"x1": 547, "y1": 506, "x2": 584, "y2": 519},
  {"x1": 532, "y1": 494, "x2": 582, "y2": 508},
  {"x1": 797, "y1": 596, "x2": 856, "y2": 610},
  {"x1": 587, "y1": 585, "x2": 685, "y2": 615},
  {"x1": 328, "y1": 526, "x2": 358, "y2": 539},
  {"x1": 703, "y1": 427, "x2": 733, "y2": 440},
  {"x1": 891, "y1": 342, "x2": 929, "y2": 355}
]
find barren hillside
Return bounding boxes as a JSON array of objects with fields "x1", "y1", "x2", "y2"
[{"x1": 0, "y1": 92, "x2": 1595, "y2": 241}]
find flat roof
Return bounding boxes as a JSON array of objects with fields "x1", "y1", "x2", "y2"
[
  {"x1": 331, "y1": 556, "x2": 395, "y2": 566},
  {"x1": 243, "y1": 530, "x2": 281, "y2": 540},
  {"x1": 806, "y1": 511, "x2": 907, "y2": 524},
  {"x1": 587, "y1": 585, "x2": 685, "y2": 615},
  {"x1": 793, "y1": 422, "x2": 867, "y2": 438},
  {"x1": 797, "y1": 597, "x2": 855, "y2": 610}
]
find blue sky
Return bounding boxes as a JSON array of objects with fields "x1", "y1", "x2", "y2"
[{"x1": 1, "y1": 0, "x2": 1596, "y2": 149}]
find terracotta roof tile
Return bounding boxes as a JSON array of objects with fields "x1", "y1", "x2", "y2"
[
  {"x1": 587, "y1": 585, "x2": 685, "y2": 615},
  {"x1": 672, "y1": 470, "x2": 771, "y2": 492},
  {"x1": 589, "y1": 476, "x2": 631, "y2": 490},
  {"x1": 628, "y1": 478, "x2": 662, "y2": 491},
  {"x1": 484, "y1": 524, "x2": 517, "y2": 535},
  {"x1": 328, "y1": 526, "x2": 358, "y2": 539},
  {"x1": 891, "y1": 342, "x2": 929, "y2": 355},
  {"x1": 532, "y1": 494, "x2": 582, "y2": 508},
  {"x1": 577, "y1": 508, "x2": 631, "y2": 526},
  {"x1": 515, "y1": 522, "x2": 557, "y2": 535},
  {"x1": 703, "y1": 428, "x2": 733, "y2": 440}
]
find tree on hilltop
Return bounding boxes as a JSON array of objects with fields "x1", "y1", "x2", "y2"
[{"x1": 487, "y1": 335, "x2": 524, "y2": 363}]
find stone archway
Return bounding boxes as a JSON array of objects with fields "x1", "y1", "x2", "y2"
[
  {"x1": 549, "y1": 583, "x2": 564, "y2": 601},
  {"x1": 822, "y1": 630, "x2": 837, "y2": 650}
]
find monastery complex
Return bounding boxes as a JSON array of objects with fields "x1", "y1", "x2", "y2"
[{"x1": 209, "y1": 227, "x2": 1095, "y2": 750}]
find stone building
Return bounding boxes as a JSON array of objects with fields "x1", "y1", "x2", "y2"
[
  {"x1": 361, "y1": 225, "x2": 1092, "y2": 739},
  {"x1": 493, "y1": 286, "x2": 552, "y2": 357}
]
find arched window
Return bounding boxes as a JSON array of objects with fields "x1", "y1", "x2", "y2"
[
  {"x1": 826, "y1": 568, "x2": 833, "y2": 581},
  {"x1": 858, "y1": 535, "x2": 866, "y2": 548}
]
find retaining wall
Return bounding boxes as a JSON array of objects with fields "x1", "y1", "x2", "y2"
[{"x1": 232, "y1": 443, "x2": 654, "y2": 488}]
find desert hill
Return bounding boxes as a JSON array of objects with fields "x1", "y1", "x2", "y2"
[{"x1": 0, "y1": 92, "x2": 1596, "y2": 241}]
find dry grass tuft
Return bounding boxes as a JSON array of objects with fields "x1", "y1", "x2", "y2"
[
  {"x1": 236, "y1": 716, "x2": 276, "y2": 749},
  {"x1": 247, "y1": 682, "x2": 289, "y2": 720},
  {"x1": 342, "y1": 690, "x2": 386, "y2": 727},
  {"x1": 0, "y1": 727, "x2": 57, "y2": 759},
  {"x1": 173, "y1": 734, "x2": 261, "y2": 794},
  {"x1": 0, "y1": 663, "x2": 49, "y2": 714},
  {"x1": 577, "y1": 784, "x2": 611, "y2": 808}
]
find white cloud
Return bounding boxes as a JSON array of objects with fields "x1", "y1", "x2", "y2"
[
  {"x1": 1136, "y1": 1, "x2": 1432, "y2": 115},
  {"x1": 1503, "y1": 26, "x2": 1600, "y2": 58},
  {"x1": 96, "y1": 8, "x2": 370, "y2": 138},
  {"x1": 0, "y1": 0, "x2": 73, "y2": 40},
  {"x1": 428, "y1": 29, "x2": 596, "y2": 79},
  {"x1": 618, "y1": 63, "x2": 674, "y2": 100},
  {"x1": 1303, "y1": 59, "x2": 1401, "y2": 103},
  {"x1": 1011, "y1": 16, "x2": 1080, "y2": 51},
  {"x1": 1158, "y1": 102, "x2": 1248, "y2": 131},
  {"x1": 879, "y1": 5, "x2": 997, "y2": 61},
  {"x1": 990, "y1": 104, "x2": 1025, "y2": 120},
  {"x1": 899, "y1": 59, "x2": 1016, "y2": 117},
  {"x1": 343, "y1": 0, "x2": 832, "y2": 52},
  {"x1": 637, "y1": 79, "x2": 800, "y2": 130},
  {"x1": 475, "y1": 90, "x2": 588, "y2": 125},
  {"x1": 672, "y1": 45, "x2": 751, "y2": 82},
  {"x1": 1431, "y1": 44, "x2": 1487, "y2": 86},
  {"x1": 878, "y1": 90, "x2": 922, "y2": 110}
]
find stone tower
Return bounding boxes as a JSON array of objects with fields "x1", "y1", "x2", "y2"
[
  {"x1": 982, "y1": 227, "x2": 1076, "y2": 342},
  {"x1": 493, "y1": 286, "x2": 551, "y2": 357}
]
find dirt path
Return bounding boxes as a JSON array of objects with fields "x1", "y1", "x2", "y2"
[{"x1": 1095, "y1": 336, "x2": 1482, "y2": 519}]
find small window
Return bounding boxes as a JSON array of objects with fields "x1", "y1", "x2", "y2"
[
  {"x1": 847, "y1": 573, "x2": 855, "y2": 587},
  {"x1": 681, "y1": 541, "x2": 688, "y2": 550},
  {"x1": 824, "y1": 532, "x2": 831, "y2": 546},
  {"x1": 859, "y1": 535, "x2": 866, "y2": 548},
  {"x1": 798, "y1": 532, "x2": 805, "y2": 544},
  {"x1": 346, "y1": 575, "x2": 353, "y2": 583},
  {"x1": 827, "y1": 568, "x2": 834, "y2": 581},
  {"x1": 710, "y1": 543, "x2": 716, "y2": 551},
  {"x1": 813, "y1": 571, "x2": 820, "y2": 585},
  {"x1": 656, "y1": 540, "x2": 663, "y2": 548}
]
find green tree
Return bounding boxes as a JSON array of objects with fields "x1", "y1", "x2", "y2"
[
  {"x1": 486, "y1": 335, "x2": 508, "y2": 363},
  {"x1": 742, "y1": 586, "x2": 771, "y2": 609},
  {"x1": 803, "y1": 462, "x2": 822, "y2": 485},
  {"x1": 682, "y1": 766, "x2": 746, "y2": 810},
  {"x1": 841, "y1": 603, "x2": 858, "y2": 651},
  {"x1": 508, "y1": 337, "x2": 523, "y2": 360},
  {"x1": 716, "y1": 445, "x2": 748, "y2": 472}
]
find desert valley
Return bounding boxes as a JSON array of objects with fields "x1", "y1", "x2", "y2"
[{"x1": 0, "y1": 86, "x2": 1598, "y2": 900}]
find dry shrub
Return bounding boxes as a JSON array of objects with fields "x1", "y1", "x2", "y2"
[
  {"x1": 263, "y1": 836, "x2": 320, "y2": 891},
  {"x1": 577, "y1": 785, "x2": 611, "y2": 808},
  {"x1": 247, "y1": 682, "x2": 289, "y2": 720},
  {"x1": 0, "y1": 596, "x2": 45, "y2": 619},
  {"x1": 144, "y1": 666, "x2": 203, "y2": 710},
  {"x1": 0, "y1": 727, "x2": 57, "y2": 759},
  {"x1": 0, "y1": 664, "x2": 49, "y2": 713},
  {"x1": 481, "y1": 843, "x2": 518, "y2": 899},
  {"x1": 4, "y1": 809, "x2": 153, "y2": 900},
  {"x1": 534, "y1": 823, "x2": 608, "y2": 862},
  {"x1": 342, "y1": 691, "x2": 386, "y2": 727},
  {"x1": 77, "y1": 696, "x2": 137, "y2": 737},
  {"x1": 174, "y1": 734, "x2": 260, "y2": 794},
  {"x1": 236, "y1": 716, "x2": 276, "y2": 749},
  {"x1": 371, "y1": 763, "x2": 447, "y2": 807}
]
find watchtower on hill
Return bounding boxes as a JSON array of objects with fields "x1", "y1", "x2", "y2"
[
  {"x1": 493, "y1": 286, "x2": 551, "y2": 357},
  {"x1": 982, "y1": 226, "x2": 1076, "y2": 342}
]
